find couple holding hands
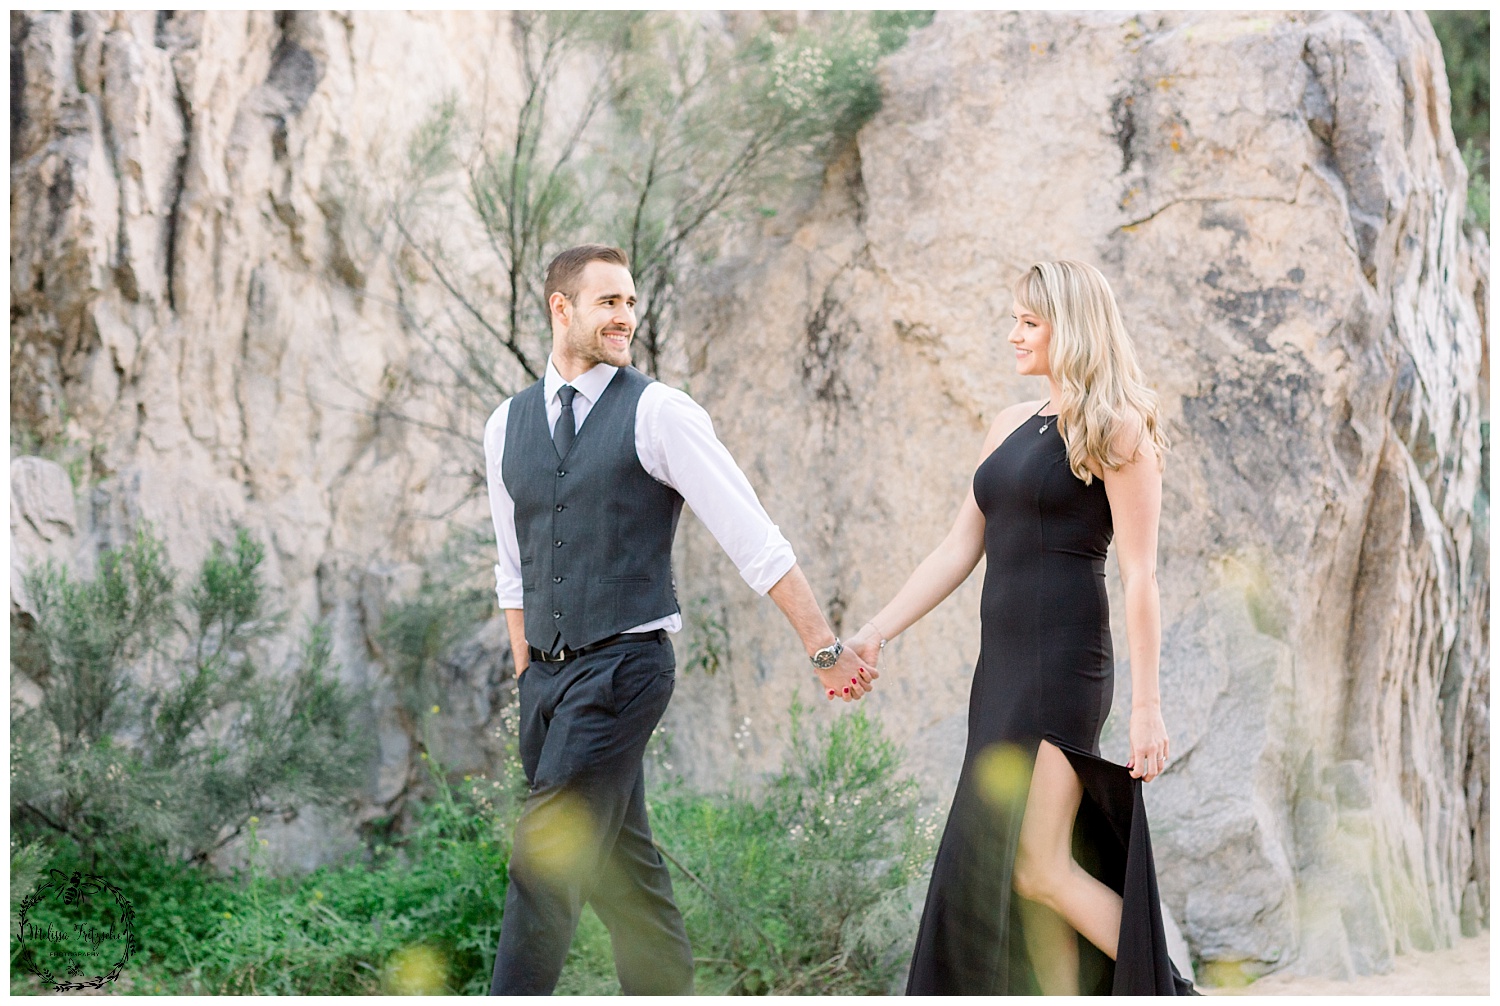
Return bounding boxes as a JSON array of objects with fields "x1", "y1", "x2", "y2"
[{"x1": 483, "y1": 244, "x2": 1192, "y2": 995}]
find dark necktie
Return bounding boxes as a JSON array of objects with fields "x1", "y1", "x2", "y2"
[{"x1": 553, "y1": 385, "x2": 577, "y2": 459}]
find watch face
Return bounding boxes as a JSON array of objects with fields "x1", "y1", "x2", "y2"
[{"x1": 812, "y1": 641, "x2": 841, "y2": 668}]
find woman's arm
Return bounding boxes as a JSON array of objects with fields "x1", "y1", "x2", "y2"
[
  {"x1": 1100, "y1": 421, "x2": 1169, "y2": 782},
  {"x1": 848, "y1": 401, "x2": 1042, "y2": 664}
]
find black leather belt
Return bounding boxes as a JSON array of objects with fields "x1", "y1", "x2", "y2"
[{"x1": 528, "y1": 629, "x2": 666, "y2": 664}]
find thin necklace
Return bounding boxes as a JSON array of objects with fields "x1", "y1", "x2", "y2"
[{"x1": 1038, "y1": 400, "x2": 1054, "y2": 434}]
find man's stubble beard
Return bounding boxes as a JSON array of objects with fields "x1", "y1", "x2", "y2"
[{"x1": 567, "y1": 318, "x2": 632, "y2": 369}]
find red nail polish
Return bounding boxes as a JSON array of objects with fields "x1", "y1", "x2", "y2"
[
  {"x1": 843, "y1": 687, "x2": 850, "y2": 694},
  {"x1": 828, "y1": 690, "x2": 835, "y2": 697},
  {"x1": 851, "y1": 678, "x2": 858, "y2": 684}
]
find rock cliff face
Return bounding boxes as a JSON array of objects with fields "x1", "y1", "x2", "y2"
[
  {"x1": 9, "y1": 9, "x2": 1487, "y2": 980},
  {"x1": 669, "y1": 9, "x2": 1488, "y2": 980},
  {"x1": 10, "y1": 9, "x2": 525, "y2": 863}
]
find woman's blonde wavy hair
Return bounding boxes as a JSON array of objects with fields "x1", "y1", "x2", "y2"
[{"x1": 1015, "y1": 260, "x2": 1168, "y2": 484}]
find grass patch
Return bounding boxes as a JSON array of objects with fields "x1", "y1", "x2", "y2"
[{"x1": 11, "y1": 707, "x2": 934, "y2": 995}]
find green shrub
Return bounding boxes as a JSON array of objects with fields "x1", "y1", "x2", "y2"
[
  {"x1": 10, "y1": 758, "x2": 518, "y2": 995},
  {"x1": 8, "y1": 840, "x2": 52, "y2": 941},
  {"x1": 1430, "y1": 11, "x2": 1489, "y2": 230},
  {"x1": 375, "y1": 538, "x2": 495, "y2": 728},
  {"x1": 750, "y1": 10, "x2": 935, "y2": 151},
  {"x1": 11, "y1": 527, "x2": 370, "y2": 866},
  {"x1": 1430, "y1": 11, "x2": 1489, "y2": 150},
  {"x1": 1461, "y1": 139, "x2": 1489, "y2": 231},
  {"x1": 11, "y1": 658, "x2": 933, "y2": 995},
  {"x1": 181, "y1": 767, "x2": 517, "y2": 995},
  {"x1": 649, "y1": 704, "x2": 934, "y2": 994}
]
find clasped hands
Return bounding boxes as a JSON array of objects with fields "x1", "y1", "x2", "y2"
[{"x1": 816, "y1": 621, "x2": 886, "y2": 702}]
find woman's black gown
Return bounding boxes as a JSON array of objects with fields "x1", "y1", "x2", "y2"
[{"x1": 905, "y1": 407, "x2": 1194, "y2": 995}]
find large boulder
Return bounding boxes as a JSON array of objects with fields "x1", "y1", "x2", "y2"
[{"x1": 666, "y1": 9, "x2": 1486, "y2": 980}]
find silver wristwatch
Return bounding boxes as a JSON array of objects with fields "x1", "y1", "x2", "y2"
[{"x1": 810, "y1": 638, "x2": 844, "y2": 669}]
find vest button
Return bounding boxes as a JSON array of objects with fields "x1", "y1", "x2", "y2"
[
  {"x1": 554, "y1": 540, "x2": 563, "y2": 547},
  {"x1": 557, "y1": 470, "x2": 566, "y2": 477},
  {"x1": 552, "y1": 611, "x2": 561, "y2": 619},
  {"x1": 553, "y1": 576, "x2": 563, "y2": 583}
]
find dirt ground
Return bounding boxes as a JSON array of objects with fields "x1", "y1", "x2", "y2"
[{"x1": 1204, "y1": 933, "x2": 1490, "y2": 996}]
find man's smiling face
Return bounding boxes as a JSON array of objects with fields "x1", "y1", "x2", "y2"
[{"x1": 558, "y1": 261, "x2": 638, "y2": 370}]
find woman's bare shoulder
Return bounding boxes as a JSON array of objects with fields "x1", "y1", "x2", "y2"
[
  {"x1": 978, "y1": 398, "x2": 1048, "y2": 460},
  {"x1": 987, "y1": 398, "x2": 1048, "y2": 438}
]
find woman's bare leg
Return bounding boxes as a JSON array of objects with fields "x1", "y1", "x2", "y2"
[
  {"x1": 1017, "y1": 896, "x2": 1080, "y2": 994},
  {"x1": 1012, "y1": 740, "x2": 1124, "y2": 979}
]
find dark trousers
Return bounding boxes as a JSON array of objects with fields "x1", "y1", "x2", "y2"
[{"x1": 489, "y1": 633, "x2": 693, "y2": 995}]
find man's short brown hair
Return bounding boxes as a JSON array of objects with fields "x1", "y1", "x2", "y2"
[{"x1": 544, "y1": 244, "x2": 630, "y2": 304}]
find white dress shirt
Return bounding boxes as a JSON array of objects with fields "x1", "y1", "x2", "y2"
[{"x1": 484, "y1": 359, "x2": 797, "y2": 634}]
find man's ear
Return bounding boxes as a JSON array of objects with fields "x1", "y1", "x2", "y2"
[{"x1": 548, "y1": 291, "x2": 571, "y2": 328}]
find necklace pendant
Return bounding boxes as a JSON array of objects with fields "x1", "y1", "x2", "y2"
[{"x1": 1039, "y1": 422, "x2": 1050, "y2": 433}]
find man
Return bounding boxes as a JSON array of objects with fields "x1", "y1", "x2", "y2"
[{"x1": 484, "y1": 244, "x2": 875, "y2": 994}]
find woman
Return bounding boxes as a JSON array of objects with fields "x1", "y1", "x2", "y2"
[{"x1": 848, "y1": 261, "x2": 1192, "y2": 994}]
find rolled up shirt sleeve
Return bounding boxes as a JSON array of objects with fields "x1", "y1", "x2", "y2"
[
  {"x1": 484, "y1": 400, "x2": 525, "y2": 609},
  {"x1": 638, "y1": 385, "x2": 797, "y2": 595}
]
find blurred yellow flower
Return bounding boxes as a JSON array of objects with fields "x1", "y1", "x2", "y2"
[
  {"x1": 512, "y1": 792, "x2": 595, "y2": 885},
  {"x1": 974, "y1": 742, "x2": 1033, "y2": 811},
  {"x1": 383, "y1": 944, "x2": 449, "y2": 995}
]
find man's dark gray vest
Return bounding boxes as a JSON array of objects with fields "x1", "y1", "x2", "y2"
[{"x1": 502, "y1": 367, "x2": 683, "y2": 651}]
